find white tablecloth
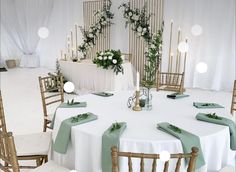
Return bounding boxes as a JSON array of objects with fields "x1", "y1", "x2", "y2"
[
  {"x1": 52, "y1": 89, "x2": 236, "y2": 172},
  {"x1": 59, "y1": 60, "x2": 134, "y2": 92}
]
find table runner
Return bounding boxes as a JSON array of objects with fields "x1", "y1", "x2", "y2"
[
  {"x1": 50, "y1": 102, "x2": 87, "y2": 129},
  {"x1": 157, "y1": 122, "x2": 205, "y2": 169},
  {"x1": 53, "y1": 113, "x2": 97, "y2": 154},
  {"x1": 196, "y1": 113, "x2": 236, "y2": 150},
  {"x1": 102, "y1": 122, "x2": 127, "y2": 172}
]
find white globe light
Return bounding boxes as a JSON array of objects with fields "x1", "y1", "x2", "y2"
[
  {"x1": 64, "y1": 81, "x2": 75, "y2": 93},
  {"x1": 196, "y1": 62, "x2": 208, "y2": 73},
  {"x1": 191, "y1": 25, "x2": 202, "y2": 36},
  {"x1": 38, "y1": 27, "x2": 49, "y2": 39},
  {"x1": 178, "y1": 41, "x2": 189, "y2": 53},
  {"x1": 160, "y1": 150, "x2": 170, "y2": 162},
  {"x1": 70, "y1": 170, "x2": 77, "y2": 172}
]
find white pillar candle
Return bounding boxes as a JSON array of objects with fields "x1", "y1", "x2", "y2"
[
  {"x1": 136, "y1": 72, "x2": 140, "y2": 91},
  {"x1": 70, "y1": 30, "x2": 73, "y2": 48},
  {"x1": 75, "y1": 24, "x2": 78, "y2": 50}
]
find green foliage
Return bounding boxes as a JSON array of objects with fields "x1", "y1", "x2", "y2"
[
  {"x1": 143, "y1": 23, "x2": 164, "y2": 88},
  {"x1": 119, "y1": 3, "x2": 164, "y2": 88},
  {"x1": 78, "y1": 0, "x2": 114, "y2": 57},
  {"x1": 93, "y1": 49, "x2": 124, "y2": 75}
]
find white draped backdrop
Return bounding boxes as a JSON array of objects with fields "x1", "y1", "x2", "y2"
[
  {"x1": 0, "y1": 0, "x2": 235, "y2": 91},
  {"x1": 1, "y1": 0, "x2": 54, "y2": 67}
]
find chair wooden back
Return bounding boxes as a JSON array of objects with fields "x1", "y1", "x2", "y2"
[
  {"x1": 111, "y1": 146, "x2": 198, "y2": 172},
  {"x1": 0, "y1": 91, "x2": 7, "y2": 133},
  {"x1": 0, "y1": 132, "x2": 20, "y2": 172},
  {"x1": 38, "y1": 75, "x2": 64, "y2": 119},
  {"x1": 231, "y1": 80, "x2": 236, "y2": 114},
  {"x1": 156, "y1": 21, "x2": 187, "y2": 93},
  {"x1": 122, "y1": 53, "x2": 132, "y2": 62}
]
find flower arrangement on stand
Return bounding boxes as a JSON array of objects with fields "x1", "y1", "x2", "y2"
[
  {"x1": 78, "y1": 0, "x2": 114, "y2": 57},
  {"x1": 93, "y1": 50, "x2": 124, "y2": 75},
  {"x1": 119, "y1": 2, "x2": 164, "y2": 110}
]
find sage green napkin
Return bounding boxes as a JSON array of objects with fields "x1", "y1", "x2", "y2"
[
  {"x1": 92, "y1": 92, "x2": 114, "y2": 97},
  {"x1": 53, "y1": 112, "x2": 97, "y2": 154},
  {"x1": 102, "y1": 122, "x2": 127, "y2": 172},
  {"x1": 196, "y1": 113, "x2": 236, "y2": 150},
  {"x1": 167, "y1": 92, "x2": 189, "y2": 99},
  {"x1": 193, "y1": 102, "x2": 224, "y2": 109},
  {"x1": 50, "y1": 102, "x2": 87, "y2": 129},
  {"x1": 59, "y1": 102, "x2": 87, "y2": 108},
  {"x1": 157, "y1": 122, "x2": 205, "y2": 169}
]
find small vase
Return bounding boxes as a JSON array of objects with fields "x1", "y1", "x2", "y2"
[{"x1": 144, "y1": 88, "x2": 152, "y2": 110}]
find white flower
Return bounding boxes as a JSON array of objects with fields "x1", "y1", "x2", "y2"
[
  {"x1": 151, "y1": 44, "x2": 156, "y2": 49},
  {"x1": 103, "y1": 56, "x2": 107, "y2": 60},
  {"x1": 108, "y1": 56, "x2": 113, "y2": 60},
  {"x1": 85, "y1": 43, "x2": 88, "y2": 46},
  {"x1": 131, "y1": 15, "x2": 139, "y2": 21},
  {"x1": 121, "y1": 55, "x2": 125, "y2": 61},
  {"x1": 137, "y1": 26, "x2": 143, "y2": 33},
  {"x1": 112, "y1": 59, "x2": 117, "y2": 64},
  {"x1": 101, "y1": 52, "x2": 104, "y2": 55},
  {"x1": 88, "y1": 34, "x2": 94, "y2": 38},
  {"x1": 143, "y1": 28, "x2": 147, "y2": 32},
  {"x1": 129, "y1": 12, "x2": 133, "y2": 16},
  {"x1": 89, "y1": 28, "x2": 93, "y2": 33},
  {"x1": 98, "y1": 56, "x2": 103, "y2": 60}
]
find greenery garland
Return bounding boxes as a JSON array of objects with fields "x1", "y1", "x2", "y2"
[
  {"x1": 78, "y1": 0, "x2": 114, "y2": 57},
  {"x1": 119, "y1": 2, "x2": 164, "y2": 88}
]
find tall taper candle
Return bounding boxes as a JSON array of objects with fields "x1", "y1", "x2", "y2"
[
  {"x1": 75, "y1": 24, "x2": 78, "y2": 50},
  {"x1": 136, "y1": 72, "x2": 140, "y2": 91},
  {"x1": 70, "y1": 30, "x2": 73, "y2": 48}
]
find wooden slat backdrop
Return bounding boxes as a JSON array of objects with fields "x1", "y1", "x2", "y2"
[
  {"x1": 83, "y1": 0, "x2": 110, "y2": 59},
  {"x1": 129, "y1": 0, "x2": 163, "y2": 79}
]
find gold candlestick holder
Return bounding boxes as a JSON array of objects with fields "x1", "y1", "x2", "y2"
[{"x1": 132, "y1": 90, "x2": 142, "y2": 111}]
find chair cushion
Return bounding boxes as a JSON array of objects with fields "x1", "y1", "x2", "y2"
[
  {"x1": 14, "y1": 132, "x2": 52, "y2": 156},
  {"x1": 31, "y1": 161, "x2": 71, "y2": 172},
  {"x1": 219, "y1": 165, "x2": 235, "y2": 172}
]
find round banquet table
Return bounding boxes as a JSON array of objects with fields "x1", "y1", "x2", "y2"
[{"x1": 52, "y1": 89, "x2": 236, "y2": 172}]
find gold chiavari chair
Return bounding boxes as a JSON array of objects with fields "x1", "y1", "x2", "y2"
[
  {"x1": 0, "y1": 91, "x2": 51, "y2": 168},
  {"x1": 0, "y1": 132, "x2": 70, "y2": 172},
  {"x1": 121, "y1": 53, "x2": 132, "y2": 62},
  {"x1": 38, "y1": 75, "x2": 64, "y2": 132},
  {"x1": 111, "y1": 146, "x2": 199, "y2": 172},
  {"x1": 156, "y1": 21, "x2": 188, "y2": 94},
  {"x1": 231, "y1": 80, "x2": 236, "y2": 115}
]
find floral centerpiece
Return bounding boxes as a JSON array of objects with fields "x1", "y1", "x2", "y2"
[
  {"x1": 93, "y1": 49, "x2": 124, "y2": 75},
  {"x1": 78, "y1": 0, "x2": 114, "y2": 57}
]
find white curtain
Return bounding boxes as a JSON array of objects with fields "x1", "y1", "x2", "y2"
[
  {"x1": 163, "y1": 0, "x2": 235, "y2": 91},
  {"x1": 1, "y1": 0, "x2": 54, "y2": 67}
]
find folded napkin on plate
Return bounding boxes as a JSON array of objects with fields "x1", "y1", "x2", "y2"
[
  {"x1": 50, "y1": 102, "x2": 87, "y2": 129},
  {"x1": 167, "y1": 92, "x2": 189, "y2": 99},
  {"x1": 157, "y1": 122, "x2": 205, "y2": 169},
  {"x1": 92, "y1": 92, "x2": 114, "y2": 97},
  {"x1": 196, "y1": 113, "x2": 236, "y2": 150},
  {"x1": 53, "y1": 112, "x2": 97, "y2": 154},
  {"x1": 193, "y1": 102, "x2": 224, "y2": 109},
  {"x1": 102, "y1": 122, "x2": 127, "y2": 172}
]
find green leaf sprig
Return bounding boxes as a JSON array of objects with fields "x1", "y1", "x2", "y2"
[
  {"x1": 206, "y1": 113, "x2": 222, "y2": 120},
  {"x1": 110, "y1": 122, "x2": 121, "y2": 132},
  {"x1": 168, "y1": 124, "x2": 182, "y2": 133},
  {"x1": 71, "y1": 113, "x2": 89, "y2": 123},
  {"x1": 201, "y1": 103, "x2": 215, "y2": 107},
  {"x1": 67, "y1": 99, "x2": 81, "y2": 105}
]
